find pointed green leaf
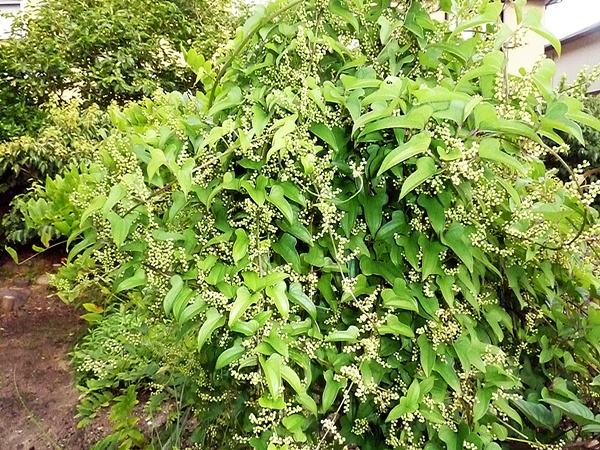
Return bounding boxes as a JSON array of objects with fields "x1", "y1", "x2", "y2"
[
  {"x1": 266, "y1": 281, "x2": 290, "y2": 318},
  {"x1": 216, "y1": 341, "x2": 245, "y2": 370},
  {"x1": 377, "y1": 131, "x2": 432, "y2": 176},
  {"x1": 400, "y1": 157, "x2": 437, "y2": 199},
  {"x1": 441, "y1": 222, "x2": 474, "y2": 272},
  {"x1": 233, "y1": 229, "x2": 249, "y2": 264},
  {"x1": 198, "y1": 308, "x2": 226, "y2": 351},
  {"x1": 260, "y1": 354, "x2": 283, "y2": 400},
  {"x1": 287, "y1": 282, "x2": 317, "y2": 320},
  {"x1": 229, "y1": 287, "x2": 259, "y2": 327},
  {"x1": 268, "y1": 185, "x2": 295, "y2": 223}
]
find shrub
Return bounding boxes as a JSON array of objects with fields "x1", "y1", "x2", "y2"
[
  {"x1": 0, "y1": 99, "x2": 108, "y2": 244},
  {"x1": 24, "y1": 0, "x2": 600, "y2": 448}
]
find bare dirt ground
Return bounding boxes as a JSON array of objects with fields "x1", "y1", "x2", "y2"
[{"x1": 0, "y1": 250, "x2": 106, "y2": 450}]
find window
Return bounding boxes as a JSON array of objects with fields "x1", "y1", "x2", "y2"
[{"x1": 0, "y1": 0, "x2": 22, "y2": 39}]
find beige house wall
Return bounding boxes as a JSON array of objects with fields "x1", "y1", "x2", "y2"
[
  {"x1": 546, "y1": 27, "x2": 600, "y2": 94},
  {"x1": 504, "y1": 0, "x2": 547, "y2": 74}
]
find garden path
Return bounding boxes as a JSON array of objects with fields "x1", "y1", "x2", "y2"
[{"x1": 0, "y1": 251, "x2": 106, "y2": 450}]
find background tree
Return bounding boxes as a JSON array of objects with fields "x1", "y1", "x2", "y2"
[{"x1": 0, "y1": 0, "x2": 240, "y2": 141}]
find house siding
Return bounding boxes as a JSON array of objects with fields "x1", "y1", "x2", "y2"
[{"x1": 545, "y1": 24, "x2": 600, "y2": 94}]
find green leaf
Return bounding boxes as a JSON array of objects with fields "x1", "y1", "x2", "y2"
[
  {"x1": 329, "y1": 0, "x2": 359, "y2": 31},
  {"x1": 451, "y1": 1, "x2": 503, "y2": 36},
  {"x1": 386, "y1": 379, "x2": 420, "y2": 422},
  {"x1": 177, "y1": 158, "x2": 194, "y2": 196},
  {"x1": 438, "y1": 425, "x2": 459, "y2": 450},
  {"x1": 267, "y1": 114, "x2": 298, "y2": 160},
  {"x1": 148, "y1": 146, "x2": 167, "y2": 180},
  {"x1": 115, "y1": 268, "x2": 146, "y2": 292},
  {"x1": 287, "y1": 282, "x2": 317, "y2": 320},
  {"x1": 434, "y1": 359, "x2": 461, "y2": 393},
  {"x1": 478, "y1": 138, "x2": 525, "y2": 173},
  {"x1": 377, "y1": 131, "x2": 431, "y2": 176},
  {"x1": 5, "y1": 246, "x2": 18, "y2": 264},
  {"x1": 357, "y1": 106, "x2": 433, "y2": 139},
  {"x1": 419, "y1": 235, "x2": 444, "y2": 280},
  {"x1": 322, "y1": 370, "x2": 346, "y2": 412},
  {"x1": 325, "y1": 325, "x2": 360, "y2": 343},
  {"x1": 359, "y1": 189, "x2": 388, "y2": 236},
  {"x1": 231, "y1": 319, "x2": 260, "y2": 336},
  {"x1": 179, "y1": 295, "x2": 206, "y2": 324},
  {"x1": 215, "y1": 341, "x2": 245, "y2": 370},
  {"x1": 378, "y1": 315, "x2": 414, "y2": 338},
  {"x1": 106, "y1": 212, "x2": 136, "y2": 247},
  {"x1": 441, "y1": 222, "x2": 474, "y2": 272},
  {"x1": 415, "y1": 336, "x2": 436, "y2": 381},
  {"x1": 260, "y1": 354, "x2": 283, "y2": 401},
  {"x1": 233, "y1": 229, "x2": 249, "y2": 264},
  {"x1": 198, "y1": 308, "x2": 226, "y2": 351},
  {"x1": 164, "y1": 275, "x2": 184, "y2": 315},
  {"x1": 400, "y1": 157, "x2": 437, "y2": 199},
  {"x1": 268, "y1": 185, "x2": 295, "y2": 224},
  {"x1": 296, "y1": 392, "x2": 318, "y2": 416},
  {"x1": 473, "y1": 387, "x2": 494, "y2": 422},
  {"x1": 80, "y1": 195, "x2": 107, "y2": 224},
  {"x1": 281, "y1": 365, "x2": 304, "y2": 395},
  {"x1": 541, "y1": 399, "x2": 597, "y2": 425},
  {"x1": 229, "y1": 287, "x2": 260, "y2": 327},
  {"x1": 272, "y1": 233, "x2": 301, "y2": 272},
  {"x1": 252, "y1": 104, "x2": 269, "y2": 136},
  {"x1": 522, "y1": 7, "x2": 560, "y2": 56},
  {"x1": 381, "y1": 288, "x2": 419, "y2": 312},
  {"x1": 266, "y1": 281, "x2": 289, "y2": 319},
  {"x1": 413, "y1": 86, "x2": 471, "y2": 104},
  {"x1": 102, "y1": 184, "x2": 126, "y2": 216},
  {"x1": 552, "y1": 378, "x2": 579, "y2": 402},
  {"x1": 512, "y1": 399, "x2": 556, "y2": 429},
  {"x1": 418, "y1": 194, "x2": 445, "y2": 234},
  {"x1": 283, "y1": 414, "x2": 305, "y2": 433}
]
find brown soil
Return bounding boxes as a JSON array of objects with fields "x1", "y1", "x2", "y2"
[{"x1": 0, "y1": 250, "x2": 107, "y2": 450}]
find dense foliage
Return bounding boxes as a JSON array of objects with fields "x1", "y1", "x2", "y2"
[
  {"x1": 0, "y1": 0, "x2": 240, "y2": 141},
  {"x1": 17, "y1": 0, "x2": 600, "y2": 448}
]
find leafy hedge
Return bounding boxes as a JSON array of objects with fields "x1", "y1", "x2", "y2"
[{"x1": 18, "y1": 0, "x2": 600, "y2": 448}]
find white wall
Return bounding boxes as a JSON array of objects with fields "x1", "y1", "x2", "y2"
[
  {"x1": 0, "y1": 1, "x2": 22, "y2": 39},
  {"x1": 546, "y1": 28, "x2": 600, "y2": 94}
]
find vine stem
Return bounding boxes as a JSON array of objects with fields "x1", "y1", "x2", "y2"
[
  {"x1": 6, "y1": 239, "x2": 68, "y2": 265},
  {"x1": 207, "y1": 0, "x2": 303, "y2": 108}
]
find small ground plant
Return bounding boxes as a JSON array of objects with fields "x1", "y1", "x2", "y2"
[{"x1": 22, "y1": 0, "x2": 600, "y2": 448}]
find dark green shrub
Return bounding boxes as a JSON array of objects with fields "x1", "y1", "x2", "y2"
[{"x1": 21, "y1": 0, "x2": 600, "y2": 449}]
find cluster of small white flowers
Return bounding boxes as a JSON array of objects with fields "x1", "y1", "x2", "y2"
[
  {"x1": 248, "y1": 408, "x2": 279, "y2": 435},
  {"x1": 416, "y1": 308, "x2": 461, "y2": 350},
  {"x1": 80, "y1": 355, "x2": 117, "y2": 380},
  {"x1": 482, "y1": 345, "x2": 507, "y2": 367},
  {"x1": 351, "y1": 417, "x2": 370, "y2": 435},
  {"x1": 320, "y1": 416, "x2": 345, "y2": 445}
]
